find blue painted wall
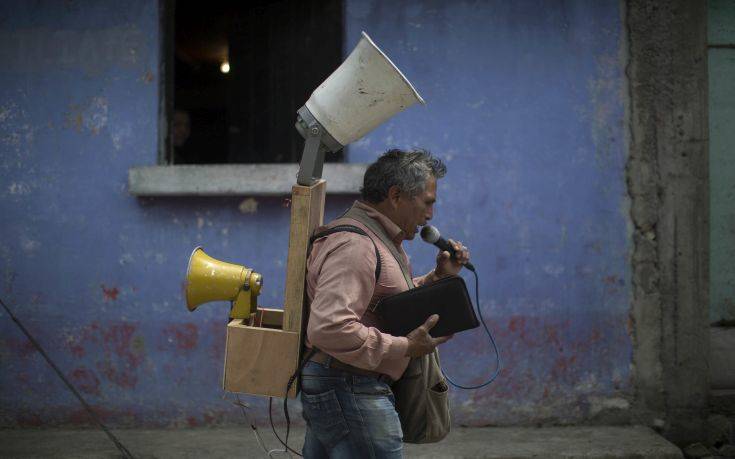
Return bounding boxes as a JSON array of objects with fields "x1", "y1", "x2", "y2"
[
  {"x1": 346, "y1": 0, "x2": 630, "y2": 425},
  {"x1": 0, "y1": 0, "x2": 630, "y2": 427}
]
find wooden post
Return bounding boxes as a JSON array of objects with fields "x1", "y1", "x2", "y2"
[{"x1": 283, "y1": 180, "x2": 326, "y2": 333}]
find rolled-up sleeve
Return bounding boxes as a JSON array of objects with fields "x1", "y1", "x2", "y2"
[{"x1": 306, "y1": 234, "x2": 408, "y2": 370}]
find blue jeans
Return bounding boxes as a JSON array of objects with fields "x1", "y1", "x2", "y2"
[{"x1": 300, "y1": 359, "x2": 403, "y2": 458}]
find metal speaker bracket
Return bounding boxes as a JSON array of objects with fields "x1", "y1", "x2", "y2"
[{"x1": 295, "y1": 106, "x2": 342, "y2": 186}]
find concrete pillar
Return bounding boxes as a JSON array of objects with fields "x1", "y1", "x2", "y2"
[{"x1": 626, "y1": 0, "x2": 709, "y2": 446}]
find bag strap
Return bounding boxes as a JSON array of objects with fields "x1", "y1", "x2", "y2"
[
  {"x1": 309, "y1": 225, "x2": 381, "y2": 282},
  {"x1": 299, "y1": 225, "x2": 382, "y2": 384},
  {"x1": 341, "y1": 206, "x2": 414, "y2": 290}
]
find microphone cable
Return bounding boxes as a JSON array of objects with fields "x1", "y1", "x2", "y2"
[
  {"x1": 441, "y1": 268, "x2": 501, "y2": 389},
  {"x1": 229, "y1": 393, "x2": 298, "y2": 458},
  {"x1": 230, "y1": 395, "x2": 274, "y2": 457},
  {"x1": 266, "y1": 347, "x2": 317, "y2": 458}
]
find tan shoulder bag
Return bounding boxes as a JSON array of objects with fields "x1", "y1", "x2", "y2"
[{"x1": 342, "y1": 205, "x2": 451, "y2": 444}]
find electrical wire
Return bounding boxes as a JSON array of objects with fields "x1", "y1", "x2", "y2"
[
  {"x1": 267, "y1": 348, "x2": 316, "y2": 457},
  {"x1": 268, "y1": 397, "x2": 300, "y2": 457},
  {"x1": 230, "y1": 394, "x2": 296, "y2": 458},
  {"x1": 232, "y1": 395, "x2": 271, "y2": 456},
  {"x1": 442, "y1": 269, "x2": 502, "y2": 389},
  {"x1": 0, "y1": 296, "x2": 135, "y2": 459}
]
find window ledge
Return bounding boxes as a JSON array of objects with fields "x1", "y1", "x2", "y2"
[{"x1": 128, "y1": 163, "x2": 367, "y2": 196}]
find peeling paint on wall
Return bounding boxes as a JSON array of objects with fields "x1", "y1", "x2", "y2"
[
  {"x1": 7, "y1": 182, "x2": 31, "y2": 195},
  {"x1": 0, "y1": 101, "x2": 34, "y2": 156},
  {"x1": 65, "y1": 97, "x2": 108, "y2": 135},
  {"x1": 159, "y1": 323, "x2": 199, "y2": 354},
  {"x1": 238, "y1": 197, "x2": 259, "y2": 214},
  {"x1": 19, "y1": 237, "x2": 39, "y2": 253}
]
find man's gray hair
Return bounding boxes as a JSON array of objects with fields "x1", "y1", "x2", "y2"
[{"x1": 360, "y1": 149, "x2": 446, "y2": 203}]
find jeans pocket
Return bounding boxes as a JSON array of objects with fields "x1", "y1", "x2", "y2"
[{"x1": 301, "y1": 389, "x2": 350, "y2": 449}]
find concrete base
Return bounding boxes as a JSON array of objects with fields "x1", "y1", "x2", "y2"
[{"x1": 0, "y1": 426, "x2": 682, "y2": 458}]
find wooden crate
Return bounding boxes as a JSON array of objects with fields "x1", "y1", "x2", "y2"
[
  {"x1": 223, "y1": 180, "x2": 326, "y2": 398},
  {"x1": 223, "y1": 314, "x2": 300, "y2": 398}
]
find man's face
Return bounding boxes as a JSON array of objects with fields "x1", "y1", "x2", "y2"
[{"x1": 395, "y1": 176, "x2": 437, "y2": 240}]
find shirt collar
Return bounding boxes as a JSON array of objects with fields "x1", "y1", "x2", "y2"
[{"x1": 354, "y1": 201, "x2": 405, "y2": 243}]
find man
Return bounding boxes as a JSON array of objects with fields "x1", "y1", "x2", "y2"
[
  {"x1": 300, "y1": 149, "x2": 471, "y2": 458},
  {"x1": 172, "y1": 109, "x2": 193, "y2": 164}
]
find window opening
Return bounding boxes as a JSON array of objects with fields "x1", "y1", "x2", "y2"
[{"x1": 171, "y1": 0, "x2": 345, "y2": 165}]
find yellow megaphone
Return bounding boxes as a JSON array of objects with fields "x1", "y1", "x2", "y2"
[{"x1": 185, "y1": 247, "x2": 262, "y2": 320}]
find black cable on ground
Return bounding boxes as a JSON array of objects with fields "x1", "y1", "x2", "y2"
[
  {"x1": 269, "y1": 397, "x2": 302, "y2": 457},
  {"x1": 0, "y1": 296, "x2": 135, "y2": 459},
  {"x1": 269, "y1": 347, "x2": 317, "y2": 457}
]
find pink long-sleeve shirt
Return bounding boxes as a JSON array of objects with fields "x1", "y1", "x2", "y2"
[{"x1": 305, "y1": 201, "x2": 438, "y2": 381}]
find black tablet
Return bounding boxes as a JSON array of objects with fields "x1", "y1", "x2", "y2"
[{"x1": 374, "y1": 276, "x2": 480, "y2": 338}]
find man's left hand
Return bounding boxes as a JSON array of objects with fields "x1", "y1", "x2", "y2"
[{"x1": 435, "y1": 239, "x2": 470, "y2": 277}]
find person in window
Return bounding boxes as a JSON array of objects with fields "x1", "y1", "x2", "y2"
[
  {"x1": 300, "y1": 149, "x2": 471, "y2": 458},
  {"x1": 172, "y1": 109, "x2": 193, "y2": 164}
]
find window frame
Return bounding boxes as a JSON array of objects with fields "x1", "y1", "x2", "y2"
[{"x1": 128, "y1": 0, "x2": 363, "y2": 197}]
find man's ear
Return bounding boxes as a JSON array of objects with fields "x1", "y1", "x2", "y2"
[{"x1": 387, "y1": 185, "x2": 402, "y2": 209}]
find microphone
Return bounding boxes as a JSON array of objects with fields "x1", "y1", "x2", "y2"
[{"x1": 420, "y1": 225, "x2": 475, "y2": 272}]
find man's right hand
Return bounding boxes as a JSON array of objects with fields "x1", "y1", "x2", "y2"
[{"x1": 405, "y1": 314, "x2": 453, "y2": 358}]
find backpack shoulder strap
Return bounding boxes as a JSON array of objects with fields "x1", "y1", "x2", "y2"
[{"x1": 309, "y1": 225, "x2": 382, "y2": 282}]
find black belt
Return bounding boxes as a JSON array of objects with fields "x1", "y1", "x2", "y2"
[{"x1": 306, "y1": 351, "x2": 394, "y2": 385}]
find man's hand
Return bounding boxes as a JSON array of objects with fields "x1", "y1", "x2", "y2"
[
  {"x1": 405, "y1": 314, "x2": 453, "y2": 358},
  {"x1": 435, "y1": 239, "x2": 470, "y2": 278}
]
